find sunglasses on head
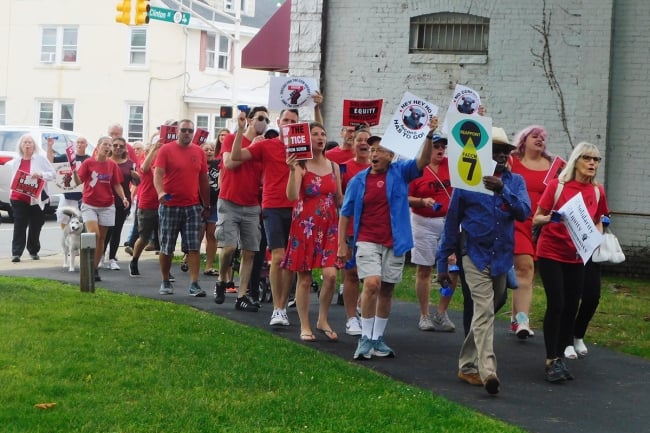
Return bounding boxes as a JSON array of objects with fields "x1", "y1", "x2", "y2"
[
  {"x1": 179, "y1": 128, "x2": 194, "y2": 133},
  {"x1": 255, "y1": 115, "x2": 270, "y2": 124},
  {"x1": 580, "y1": 155, "x2": 602, "y2": 162}
]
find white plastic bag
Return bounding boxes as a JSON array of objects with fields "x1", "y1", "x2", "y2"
[{"x1": 592, "y1": 230, "x2": 625, "y2": 264}]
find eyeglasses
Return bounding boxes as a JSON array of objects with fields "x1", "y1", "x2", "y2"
[
  {"x1": 580, "y1": 155, "x2": 602, "y2": 163},
  {"x1": 179, "y1": 128, "x2": 194, "y2": 134},
  {"x1": 255, "y1": 115, "x2": 270, "y2": 124},
  {"x1": 433, "y1": 143, "x2": 447, "y2": 149},
  {"x1": 112, "y1": 144, "x2": 125, "y2": 149}
]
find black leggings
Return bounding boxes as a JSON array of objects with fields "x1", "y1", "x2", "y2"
[
  {"x1": 574, "y1": 260, "x2": 601, "y2": 339},
  {"x1": 538, "y1": 258, "x2": 584, "y2": 359},
  {"x1": 104, "y1": 205, "x2": 129, "y2": 260}
]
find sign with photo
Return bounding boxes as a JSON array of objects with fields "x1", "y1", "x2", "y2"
[
  {"x1": 441, "y1": 84, "x2": 482, "y2": 134},
  {"x1": 269, "y1": 76, "x2": 318, "y2": 110},
  {"x1": 10, "y1": 170, "x2": 46, "y2": 199},
  {"x1": 49, "y1": 162, "x2": 83, "y2": 194}
]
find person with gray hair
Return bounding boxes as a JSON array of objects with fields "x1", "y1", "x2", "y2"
[
  {"x1": 8, "y1": 134, "x2": 55, "y2": 262},
  {"x1": 533, "y1": 141, "x2": 608, "y2": 383}
]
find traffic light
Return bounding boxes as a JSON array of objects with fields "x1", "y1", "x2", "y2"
[
  {"x1": 115, "y1": 0, "x2": 132, "y2": 26},
  {"x1": 135, "y1": 0, "x2": 150, "y2": 25},
  {"x1": 220, "y1": 106, "x2": 233, "y2": 118}
]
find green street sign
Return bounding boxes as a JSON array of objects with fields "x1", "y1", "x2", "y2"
[{"x1": 148, "y1": 6, "x2": 190, "y2": 26}]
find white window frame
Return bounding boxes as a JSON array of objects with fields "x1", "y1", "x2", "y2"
[
  {"x1": 129, "y1": 28, "x2": 147, "y2": 66},
  {"x1": 37, "y1": 100, "x2": 75, "y2": 131},
  {"x1": 40, "y1": 26, "x2": 78, "y2": 64},
  {"x1": 126, "y1": 104, "x2": 145, "y2": 142},
  {"x1": 206, "y1": 33, "x2": 231, "y2": 71},
  {"x1": 213, "y1": 115, "x2": 228, "y2": 138}
]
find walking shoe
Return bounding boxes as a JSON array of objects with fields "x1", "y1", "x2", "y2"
[
  {"x1": 564, "y1": 345, "x2": 578, "y2": 360},
  {"x1": 515, "y1": 312, "x2": 531, "y2": 339},
  {"x1": 11, "y1": 256, "x2": 20, "y2": 263},
  {"x1": 109, "y1": 259, "x2": 120, "y2": 271},
  {"x1": 510, "y1": 318, "x2": 518, "y2": 334},
  {"x1": 432, "y1": 311, "x2": 456, "y2": 332},
  {"x1": 189, "y1": 281, "x2": 206, "y2": 297},
  {"x1": 30, "y1": 254, "x2": 40, "y2": 260},
  {"x1": 225, "y1": 281, "x2": 238, "y2": 293},
  {"x1": 483, "y1": 374, "x2": 500, "y2": 395},
  {"x1": 94, "y1": 269, "x2": 101, "y2": 282},
  {"x1": 124, "y1": 245, "x2": 133, "y2": 256},
  {"x1": 98, "y1": 256, "x2": 105, "y2": 269},
  {"x1": 345, "y1": 316, "x2": 362, "y2": 336},
  {"x1": 214, "y1": 281, "x2": 226, "y2": 304},
  {"x1": 574, "y1": 338, "x2": 588, "y2": 357},
  {"x1": 270, "y1": 310, "x2": 289, "y2": 326},
  {"x1": 544, "y1": 359, "x2": 566, "y2": 383},
  {"x1": 235, "y1": 296, "x2": 259, "y2": 312},
  {"x1": 457, "y1": 370, "x2": 483, "y2": 386},
  {"x1": 371, "y1": 336, "x2": 395, "y2": 358},
  {"x1": 418, "y1": 315, "x2": 435, "y2": 331},
  {"x1": 353, "y1": 336, "x2": 373, "y2": 360},
  {"x1": 287, "y1": 296, "x2": 296, "y2": 308},
  {"x1": 129, "y1": 260, "x2": 140, "y2": 277},
  {"x1": 159, "y1": 281, "x2": 174, "y2": 295},
  {"x1": 168, "y1": 273, "x2": 176, "y2": 282},
  {"x1": 279, "y1": 310, "x2": 290, "y2": 326},
  {"x1": 557, "y1": 358, "x2": 574, "y2": 380}
]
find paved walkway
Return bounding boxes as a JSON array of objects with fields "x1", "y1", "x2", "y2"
[{"x1": 2, "y1": 252, "x2": 648, "y2": 433}]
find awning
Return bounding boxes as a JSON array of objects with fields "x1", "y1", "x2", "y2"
[{"x1": 241, "y1": 0, "x2": 290, "y2": 73}]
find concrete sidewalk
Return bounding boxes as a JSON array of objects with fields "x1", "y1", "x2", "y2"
[{"x1": 2, "y1": 252, "x2": 648, "y2": 433}]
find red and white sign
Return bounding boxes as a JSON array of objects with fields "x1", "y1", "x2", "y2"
[
  {"x1": 159, "y1": 125, "x2": 178, "y2": 144},
  {"x1": 11, "y1": 170, "x2": 45, "y2": 199},
  {"x1": 342, "y1": 99, "x2": 383, "y2": 127},
  {"x1": 282, "y1": 122, "x2": 313, "y2": 161},
  {"x1": 192, "y1": 128, "x2": 209, "y2": 146},
  {"x1": 65, "y1": 141, "x2": 76, "y2": 169},
  {"x1": 543, "y1": 156, "x2": 566, "y2": 185}
]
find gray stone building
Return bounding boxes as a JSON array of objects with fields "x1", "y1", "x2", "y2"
[{"x1": 285, "y1": 0, "x2": 649, "y2": 275}]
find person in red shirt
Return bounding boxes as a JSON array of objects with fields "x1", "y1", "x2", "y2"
[
  {"x1": 73, "y1": 136, "x2": 128, "y2": 281},
  {"x1": 154, "y1": 119, "x2": 210, "y2": 298},
  {"x1": 325, "y1": 125, "x2": 355, "y2": 164}
]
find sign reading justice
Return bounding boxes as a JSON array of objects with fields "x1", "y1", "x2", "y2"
[{"x1": 282, "y1": 122, "x2": 313, "y2": 160}]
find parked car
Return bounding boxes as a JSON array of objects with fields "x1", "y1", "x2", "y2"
[{"x1": 0, "y1": 126, "x2": 89, "y2": 218}]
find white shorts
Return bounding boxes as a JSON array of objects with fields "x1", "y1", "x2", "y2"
[
  {"x1": 355, "y1": 241, "x2": 405, "y2": 284},
  {"x1": 80, "y1": 203, "x2": 115, "y2": 227},
  {"x1": 410, "y1": 213, "x2": 445, "y2": 266}
]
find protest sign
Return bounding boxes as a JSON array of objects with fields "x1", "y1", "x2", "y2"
[
  {"x1": 441, "y1": 84, "x2": 482, "y2": 134},
  {"x1": 269, "y1": 77, "x2": 318, "y2": 110},
  {"x1": 282, "y1": 122, "x2": 313, "y2": 160},
  {"x1": 159, "y1": 125, "x2": 177, "y2": 144},
  {"x1": 10, "y1": 170, "x2": 45, "y2": 199},
  {"x1": 49, "y1": 162, "x2": 83, "y2": 194},
  {"x1": 557, "y1": 192, "x2": 604, "y2": 264},
  {"x1": 65, "y1": 141, "x2": 76, "y2": 169},
  {"x1": 192, "y1": 128, "x2": 209, "y2": 146},
  {"x1": 543, "y1": 156, "x2": 566, "y2": 185},
  {"x1": 380, "y1": 92, "x2": 439, "y2": 159},
  {"x1": 342, "y1": 99, "x2": 383, "y2": 127},
  {"x1": 446, "y1": 112, "x2": 494, "y2": 195}
]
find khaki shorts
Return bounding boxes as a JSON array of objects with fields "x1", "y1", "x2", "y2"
[
  {"x1": 215, "y1": 198, "x2": 261, "y2": 251},
  {"x1": 355, "y1": 241, "x2": 405, "y2": 284},
  {"x1": 80, "y1": 203, "x2": 115, "y2": 227}
]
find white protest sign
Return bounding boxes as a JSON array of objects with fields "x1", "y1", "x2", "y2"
[
  {"x1": 49, "y1": 162, "x2": 83, "y2": 194},
  {"x1": 268, "y1": 77, "x2": 318, "y2": 110},
  {"x1": 441, "y1": 84, "x2": 482, "y2": 135},
  {"x1": 557, "y1": 192, "x2": 604, "y2": 264},
  {"x1": 446, "y1": 112, "x2": 494, "y2": 195},
  {"x1": 381, "y1": 92, "x2": 438, "y2": 159}
]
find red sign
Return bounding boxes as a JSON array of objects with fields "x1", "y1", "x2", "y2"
[
  {"x1": 65, "y1": 140, "x2": 76, "y2": 169},
  {"x1": 282, "y1": 122, "x2": 313, "y2": 160},
  {"x1": 159, "y1": 125, "x2": 178, "y2": 144},
  {"x1": 11, "y1": 170, "x2": 45, "y2": 199},
  {"x1": 544, "y1": 156, "x2": 566, "y2": 185},
  {"x1": 342, "y1": 99, "x2": 383, "y2": 127},
  {"x1": 192, "y1": 128, "x2": 209, "y2": 146}
]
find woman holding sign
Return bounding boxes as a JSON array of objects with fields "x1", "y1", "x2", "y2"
[
  {"x1": 533, "y1": 142, "x2": 608, "y2": 383},
  {"x1": 9, "y1": 134, "x2": 55, "y2": 262},
  {"x1": 282, "y1": 122, "x2": 343, "y2": 342}
]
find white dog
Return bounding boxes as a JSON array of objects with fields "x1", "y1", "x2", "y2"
[{"x1": 60, "y1": 207, "x2": 84, "y2": 272}]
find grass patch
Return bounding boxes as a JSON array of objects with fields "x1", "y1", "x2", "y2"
[{"x1": 0, "y1": 277, "x2": 524, "y2": 433}]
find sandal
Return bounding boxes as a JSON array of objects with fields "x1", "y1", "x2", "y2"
[
  {"x1": 203, "y1": 269, "x2": 219, "y2": 276},
  {"x1": 300, "y1": 333, "x2": 316, "y2": 342},
  {"x1": 317, "y1": 328, "x2": 338, "y2": 342}
]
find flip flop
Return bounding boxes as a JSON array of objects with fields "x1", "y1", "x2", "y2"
[
  {"x1": 203, "y1": 269, "x2": 219, "y2": 276},
  {"x1": 317, "y1": 328, "x2": 338, "y2": 342},
  {"x1": 300, "y1": 333, "x2": 316, "y2": 342}
]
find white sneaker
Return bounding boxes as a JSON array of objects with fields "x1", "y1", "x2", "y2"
[
  {"x1": 418, "y1": 315, "x2": 435, "y2": 331},
  {"x1": 279, "y1": 310, "x2": 290, "y2": 326},
  {"x1": 515, "y1": 312, "x2": 531, "y2": 339},
  {"x1": 574, "y1": 338, "x2": 588, "y2": 357},
  {"x1": 564, "y1": 345, "x2": 578, "y2": 360},
  {"x1": 270, "y1": 310, "x2": 290, "y2": 326},
  {"x1": 345, "y1": 317, "x2": 362, "y2": 336},
  {"x1": 432, "y1": 311, "x2": 455, "y2": 332},
  {"x1": 109, "y1": 259, "x2": 120, "y2": 270},
  {"x1": 98, "y1": 256, "x2": 105, "y2": 269}
]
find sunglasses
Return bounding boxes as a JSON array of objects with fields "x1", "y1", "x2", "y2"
[
  {"x1": 580, "y1": 155, "x2": 602, "y2": 163},
  {"x1": 255, "y1": 115, "x2": 270, "y2": 124},
  {"x1": 179, "y1": 128, "x2": 194, "y2": 133},
  {"x1": 112, "y1": 144, "x2": 125, "y2": 149},
  {"x1": 433, "y1": 143, "x2": 447, "y2": 149}
]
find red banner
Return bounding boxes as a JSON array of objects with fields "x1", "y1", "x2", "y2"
[
  {"x1": 159, "y1": 125, "x2": 178, "y2": 144},
  {"x1": 192, "y1": 128, "x2": 209, "y2": 146},
  {"x1": 11, "y1": 170, "x2": 45, "y2": 199},
  {"x1": 544, "y1": 156, "x2": 566, "y2": 185},
  {"x1": 342, "y1": 99, "x2": 383, "y2": 127},
  {"x1": 282, "y1": 122, "x2": 313, "y2": 160},
  {"x1": 65, "y1": 140, "x2": 76, "y2": 169}
]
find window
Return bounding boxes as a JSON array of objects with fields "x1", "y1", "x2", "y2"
[
  {"x1": 40, "y1": 27, "x2": 78, "y2": 63},
  {"x1": 196, "y1": 115, "x2": 210, "y2": 131},
  {"x1": 127, "y1": 104, "x2": 145, "y2": 142},
  {"x1": 409, "y1": 13, "x2": 489, "y2": 55},
  {"x1": 206, "y1": 33, "x2": 230, "y2": 70},
  {"x1": 213, "y1": 116, "x2": 228, "y2": 138},
  {"x1": 224, "y1": 0, "x2": 246, "y2": 12},
  {"x1": 130, "y1": 28, "x2": 147, "y2": 65},
  {"x1": 38, "y1": 101, "x2": 75, "y2": 130},
  {"x1": 0, "y1": 100, "x2": 5, "y2": 125}
]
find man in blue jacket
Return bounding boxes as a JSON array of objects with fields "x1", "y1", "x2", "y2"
[
  {"x1": 338, "y1": 120, "x2": 436, "y2": 360},
  {"x1": 436, "y1": 126, "x2": 530, "y2": 395}
]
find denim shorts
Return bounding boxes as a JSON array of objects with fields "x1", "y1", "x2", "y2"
[{"x1": 262, "y1": 207, "x2": 292, "y2": 250}]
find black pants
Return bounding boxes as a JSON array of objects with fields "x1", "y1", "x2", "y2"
[
  {"x1": 104, "y1": 205, "x2": 129, "y2": 260},
  {"x1": 574, "y1": 260, "x2": 601, "y2": 339},
  {"x1": 538, "y1": 258, "x2": 585, "y2": 359},
  {"x1": 248, "y1": 218, "x2": 268, "y2": 301},
  {"x1": 10, "y1": 200, "x2": 45, "y2": 257}
]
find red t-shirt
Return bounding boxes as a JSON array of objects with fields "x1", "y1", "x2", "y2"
[
  {"x1": 247, "y1": 137, "x2": 293, "y2": 208},
  {"x1": 536, "y1": 179, "x2": 608, "y2": 263},
  {"x1": 10, "y1": 159, "x2": 32, "y2": 204},
  {"x1": 326, "y1": 147, "x2": 355, "y2": 165},
  {"x1": 78, "y1": 158, "x2": 124, "y2": 207},
  {"x1": 357, "y1": 172, "x2": 392, "y2": 247},
  {"x1": 408, "y1": 158, "x2": 453, "y2": 218},
  {"x1": 154, "y1": 141, "x2": 207, "y2": 207},
  {"x1": 137, "y1": 166, "x2": 158, "y2": 210},
  {"x1": 219, "y1": 133, "x2": 263, "y2": 206}
]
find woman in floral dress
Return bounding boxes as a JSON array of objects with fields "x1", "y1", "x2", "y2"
[{"x1": 282, "y1": 122, "x2": 343, "y2": 342}]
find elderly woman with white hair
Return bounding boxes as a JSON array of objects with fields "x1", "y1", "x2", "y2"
[
  {"x1": 9, "y1": 134, "x2": 55, "y2": 262},
  {"x1": 533, "y1": 141, "x2": 608, "y2": 383}
]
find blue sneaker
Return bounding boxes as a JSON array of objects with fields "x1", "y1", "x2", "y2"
[
  {"x1": 189, "y1": 281, "x2": 206, "y2": 297},
  {"x1": 353, "y1": 336, "x2": 372, "y2": 360},
  {"x1": 371, "y1": 336, "x2": 395, "y2": 358}
]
